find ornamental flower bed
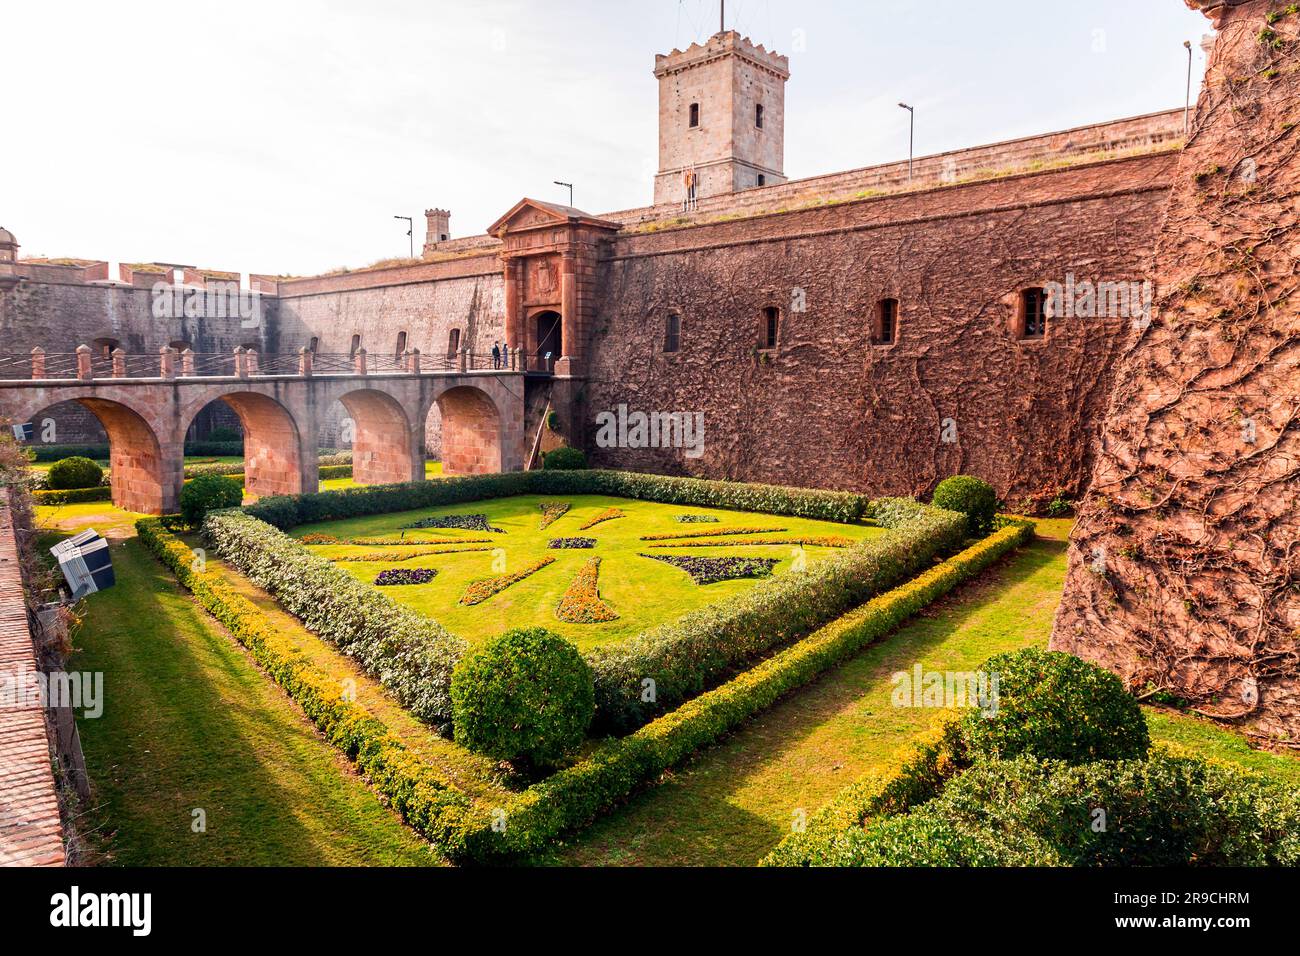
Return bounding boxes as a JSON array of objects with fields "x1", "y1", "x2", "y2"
[
  {"x1": 401, "y1": 514, "x2": 506, "y2": 534},
  {"x1": 375, "y1": 568, "x2": 438, "y2": 587},
  {"x1": 643, "y1": 554, "x2": 781, "y2": 585},
  {"x1": 301, "y1": 533, "x2": 341, "y2": 545},
  {"x1": 674, "y1": 514, "x2": 720, "y2": 523},
  {"x1": 348, "y1": 536, "x2": 493, "y2": 547},
  {"x1": 640, "y1": 526, "x2": 788, "y2": 541},
  {"x1": 539, "y1": 501, "x2": 571, "y2": 530},
  {"x1": 555, "y1": 557, "x2": 619, "y2": 623},
  {"x1": 647, "y1": 534, "x2": 853, "y2": 549},
  {"x1": 459, "y1": 557, "x2": 556, "y2": 606},
  {"x1": 334, "y1": 546, "x2": 494, "y2": 563},
  {"x1": 578, "y1": 508, "x2": 626, "y2": 530},
  {"x1": 548, "y1": 537, "x2": 597, "y2": 549}
]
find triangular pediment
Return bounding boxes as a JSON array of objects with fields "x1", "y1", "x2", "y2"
[{"x1": 488, "y1": 198, "x2": 620, "y2": 237}]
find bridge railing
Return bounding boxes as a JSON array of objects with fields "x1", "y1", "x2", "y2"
[{"x1": 0, "y1": 346, "x2": 558, "y2": 382}]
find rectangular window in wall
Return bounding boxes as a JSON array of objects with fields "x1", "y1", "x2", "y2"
[
  {"x1": 1022, "y1": 288, "x2": 1047, "y2": 339},
  {"x1": 689, "y1": 103, "x2": 700, "y2": 128},
  {"x1": 762, "y1": 307, "x2": 780, "y2": 350}
]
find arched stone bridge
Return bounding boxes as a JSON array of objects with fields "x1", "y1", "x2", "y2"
[{"x1": 0, "y1": 349, "x2": 527, "y2": 513}]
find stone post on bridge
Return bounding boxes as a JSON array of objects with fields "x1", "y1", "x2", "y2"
[
  {"x1": 407, "y1": 348, "x2": 421, "y2": 374},
  {"x1": 111, "y1": 348, "x2": 126, "y2": 378},
  {"x1": 299, "y1": 346, "x2": 313, "y2": 377},
  {"x1": 234, "y1": 347, "x2": 248, "y2": 378},
  {"x1": 75, "y1": 345, "x2": 92, "y2": 381},
  {"x1": 181, "y1": 348, "x2": 195, "y2": 377},
  {"x1": 354, "y1": 348, "x2": 367, "y2": 376},
  {"x1": 159, "y1": 345, "x2": 176, "y2": 381},
  {"x1": 30, "y1": 347, "x2": 44, "y2": 380},
  {"x1": 457, "y1": 348, "x2": 468, "y2": 373}
]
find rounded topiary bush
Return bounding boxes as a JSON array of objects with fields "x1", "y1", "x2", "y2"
[
  {"x1": 47, "y1": 456, "x2": 104, "y2": 490},
  {"x1": 543, "y1": 446, "x2": 587, "y2": 471},
  {"x1": 932, "y1": 475, "x2": 999, "y2": 537},
  {"x1": 451, "y1": 627, "x2": 594, "y2": 770},
  {"x1": 180, "y1": 474, "x2": 243, "y2": 528},
  {"x1": 961, "y1": 648, "x2": 1149, "y2": 764}
]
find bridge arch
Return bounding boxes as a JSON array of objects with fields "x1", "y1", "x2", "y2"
[
  {"x1": 336, "y1": 387, "x2": 421, "y2": 485},
  {"x1": 181, "y1": 390, "x2": 306, "y2": 500},
  {"x1": 430, "y1": 384, "x2": 507, "y2": 475},
  {"x1": 8, "y1": 392, "x2": 173, "y2": 513}
]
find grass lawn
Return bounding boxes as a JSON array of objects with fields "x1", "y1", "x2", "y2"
[
  {"x1": 37, "y1": 503, "x2": 439, "y2": 866},
  {"x1": 543, "y1": 518, "x2": 1300, "y2": 866},
  {"x1": 292, "y1": 493, "x2": 881, "y2": 651}
]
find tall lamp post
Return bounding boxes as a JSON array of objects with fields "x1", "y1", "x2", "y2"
[
  {"x1": 898, "y1": 102, "x2": 915, "y2": 183},
  {"x1": 393, "y1": 215, "x2": 413, "y2": 259},
  {"x1": 1183, "y1": 40, "x2": 1193, "y2": 136},
  {"x1": 554, "y1": 181, "x2": 574, "y2": 207}
]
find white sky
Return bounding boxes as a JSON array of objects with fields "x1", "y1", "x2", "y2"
[{"x1": 1, "y1": 0, "x2": 1211, "y2": 277}]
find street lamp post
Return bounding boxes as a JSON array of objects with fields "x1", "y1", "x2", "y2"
[
  {"x1": 898, "y1": 103, "x2": 915, "y2": 183},
  {"x1": 554, "y1": 181, "x2": 574, "y2": 207},
  {"x1": 393, "y1": 215, "x2": 413, "y2": 259},
  {"x1": 1183, "y1": 41, "x2": 1193, "y2": 136}
]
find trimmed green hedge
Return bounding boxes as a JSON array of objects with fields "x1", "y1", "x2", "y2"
[
  {"x1": 33, "y1": 485, "x2": 113, "y2": 505},
  {"x1": 590, "y1": 502, "x2": 967, "y2": 733},
  {"x1": 244, "y1": 470, "x2": 870, "y2": 529},
  {"x1": 202, "y1": 509, "x2": 467, "y2": 728},
  {"x1": 781, "y1": 751, "x2": 1300, "y2": 867},
  {"x1": 140, "y1": 513, "x2": 1032, "y2": 863},
  {"x1": 228, "y1": 473, "x2": 946, "y2": 732}
]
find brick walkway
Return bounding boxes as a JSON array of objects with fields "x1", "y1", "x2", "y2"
[{"x1": 0, "y1": 489, "x2": 64, "y2": 866}]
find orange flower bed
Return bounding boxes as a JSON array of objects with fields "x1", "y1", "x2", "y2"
[
  {"x1": 555, "y1": 556, "x2": 619, "y2": 623},
  {"x1": 647, "y1": 535, "x2": 854, "y2": 549},
  {"x1": 458, "y1": 557, "x2": 556, "y2": 606},
  {"x1": 333, "y1": 546, "x2": 495, "y2": 563},
  {"x1": 578, "y1": 508, "x2": 627, "y2": 531},
  {"x1": 539, "y1": 501, "x2": 571, "y2": 530},
  {"x1": 639, "y1": 526, "x2": 788, "y2": 541}
]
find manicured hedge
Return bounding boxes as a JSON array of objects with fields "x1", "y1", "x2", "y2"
[
  {"x1": 244, "y1": 470, "x2": 870, "y2": 529},
  {"x1": 26, "y1": 444, "x2": 112, "y2": 463},
  {"x1": 33, "y1": 485, "x2": 114, "y2": 505},
  {"x1": 588, "y1": 503, "x2": 968, "y2": 732},
  {"x1": 482, "y1": 518, "x2": 1034, "y2": 859},
  {"x1": 202, "y1": 510, "x2": 467, "y2": 727},
  {"x1": 141, "y1": 512, "x2": 1032, "y2": 863}
]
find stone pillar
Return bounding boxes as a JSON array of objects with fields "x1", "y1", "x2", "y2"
[
  {"x1": 457, "y1": 348, "x2": 468, "y2": 373},
  {"x1": 181, "y1": 348, "x2": 195, "y2": 377},
  {"x1": 355, "y1": 348, "x2": 368, "y2": 376},
  {"x1": 408, "y1": 348, "x2": 421, "y2": 374},
  {"x1": 159, "y1": 346, "x2": 176, "y2": 380},
  {"x1": 504, "y1": 257, "x2": 521, "y2": 349},
  {"x1": 111, "y1": 348, "x2": 126, "y2": 378},
  {"x1": 560, "y1": 250, "x2": 578, "y2": 362},
  {"x1": 76, "y1": 345, "x2": 92, "y2": 381},
  {"x1": 234, "y1": 347, "x2": 248, "y2": 378},
  {"x1": 30, "y1": 347, "x2": 44, "y2": 380},
  {"x1": 299, "y1": 346, "x2": 313, "y2": 377},
  {"x1": 245, "y1": 350, "x2": 259, "y2": 375},
  {"x1": 510, "y1": 346, "x2": 518, "y2": 372}
]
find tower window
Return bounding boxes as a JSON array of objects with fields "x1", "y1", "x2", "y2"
[
  {"x1": 349, "y1": 334, "x2": 361, "y2": 358},
  {"x1": 874, "y1": 299, "x2": 899, "y2": 346},
  {"x1": 761, "y1": 307, "x2": 780, "y2": 350},
  {"x1": 757, "y1": 174, "x2": 766, "y2": 187},
  {"x1": 756, "y1": 104, "x2": 764, "y2": 129},
  {"x1": 689, "y1": 103, "x2": 700, "y2": 128},
  {"x1": 1020, "y1": 288, "x2": 1048, "y2": 340},
  {"x1": 395, "y1": 330, "x2": 407, "y2": 358},
  {"x1": 664, "y1": 313, "x2": 682, "y2": 353},
  {"x1": 309, "y1": 336, "x2": 319, "y2": 354}
]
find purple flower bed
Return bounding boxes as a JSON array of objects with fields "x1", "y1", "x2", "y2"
[
  {"x1": 642, "y1": 554, "x2": 780, "y2": 584},
  {"x1": 374, "y1": 568, "x2": 438, "y2": 587},
  {"x1": 400, "y1": 514, "x2": 505, "y2": 534},
  {"x1": 549, "y1": 537, "x2": 597, "y2": 549}
]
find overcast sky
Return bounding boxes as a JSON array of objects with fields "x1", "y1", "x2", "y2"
[{"x1": 2, "y1": 0, "x2": 1211, "y2": 277}]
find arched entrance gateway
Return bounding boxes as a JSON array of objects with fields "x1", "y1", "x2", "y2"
[
  {"x1": 431, "y1": 385, "x2": 505, "y2": 475},
  {"x1": 533, "y1": 310, "x2": 562, "y2": 365}
]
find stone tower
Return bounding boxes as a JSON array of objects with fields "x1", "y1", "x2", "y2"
[
  {"x1": 423, "y1": 208, "x2": 451, "y2": 256},
  {"x1": 652, "y1": 30, "x2": 789, "y2": 206}
]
